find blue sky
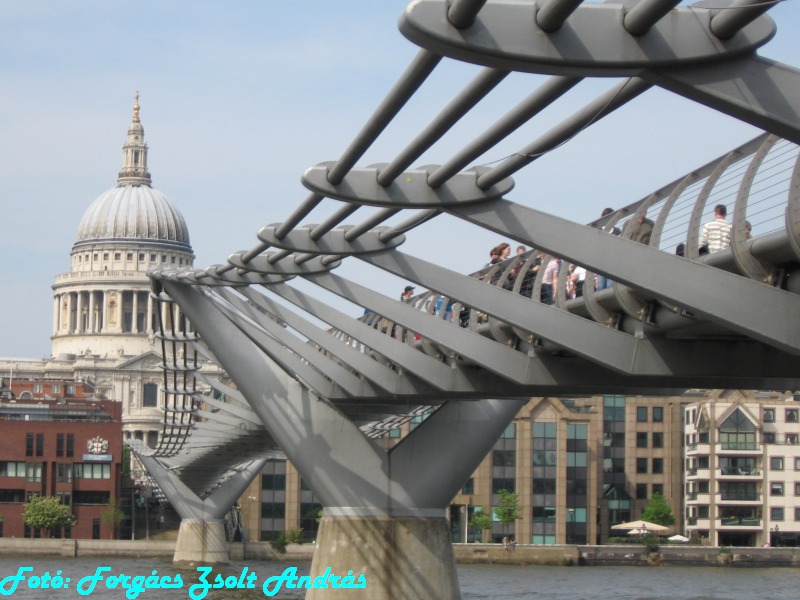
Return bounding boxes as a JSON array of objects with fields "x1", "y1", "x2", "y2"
[{"x1": 1, "y1": 1, "x2": 798, "y2": 358}]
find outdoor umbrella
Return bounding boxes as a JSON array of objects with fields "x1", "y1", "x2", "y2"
[
  {"x1": 668, "y1": 534, "x2": 689, "y2": 542},
  {"x1": 611, "y1": 520, "x2": 670, "y2": 533}
]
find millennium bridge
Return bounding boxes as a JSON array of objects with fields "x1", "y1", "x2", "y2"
[{"x1": 128, "y1": 1, "x2": 800, "y2": 598}]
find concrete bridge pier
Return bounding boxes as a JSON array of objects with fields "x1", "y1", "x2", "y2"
[{"x1": 129, "y1": 447, "x2": 267, "y2": 565}]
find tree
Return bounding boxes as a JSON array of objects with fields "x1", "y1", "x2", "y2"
[
  {"x1": 640, "y1": 492, "x2": 676, "y2": 527},
  {"x1": 494, "y1": 489, "x2": 521, "y2": 537},
  {"x1": 468, "y1": 507, "x2": 492, "y2": 543},
  {"x1": 23, "y1": 495, "x2": 75, "y2": 538},
  {"x1": 101, "y1": 498, "x2": 125, "y2": 539}
]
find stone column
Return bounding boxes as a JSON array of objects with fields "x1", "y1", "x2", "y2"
[
  {"x1": 146, "y1": 293, "x2": 154, "y2": 335},
  {"x1": 75, "y1": 292, "x2": 84, "y2": 334},
  {"x1": 132, "y1": 290, "x2": 139, "y2": 333},
  {"x1": 88, "y1": 291, "x2": 96, "y2": 333},
  {"x1": 53, "y1": 295, "x2": 60, "y2": 336},
  {"x1": 66, "y1": 292, "x2": 74, "y2": 333}
]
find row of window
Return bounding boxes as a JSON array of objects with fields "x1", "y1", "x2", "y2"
[
  {"x1": 636, "y1": 457, "x2": 665, "y2": 474},
  {"x1": 764, "y1": 408, "x2": 799, "y2": 423},
  {"x1": 76, "y1": 252, "x2": 188, "y2": 266},
  {"x1": 0, "y1": 489, "x2": 109, "y2": 505},
  {"x1": 24, "y1": 433, "x2": 75, "y2": 457},
  {"x1": 28, "y1": 384, "x2": 77, "y2": 395},
  {"x1": 689, "y1": 456, "x2": 800, "y2": 471},
  {"x1": 0, "y1": 461, "x2": 110, "y2": 482}
]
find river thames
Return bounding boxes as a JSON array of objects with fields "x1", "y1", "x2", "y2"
[{"x1": 0, "y1": 557, "x2": 798, "y2": 599}]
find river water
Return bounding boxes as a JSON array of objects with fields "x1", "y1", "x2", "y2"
[{"x1": 0, "y1": 557, "x2": 797, "y2": 599}]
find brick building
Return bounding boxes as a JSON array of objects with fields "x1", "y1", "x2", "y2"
[{"x1": 0, "y1": 377, "x2": 123, "y2": 539}]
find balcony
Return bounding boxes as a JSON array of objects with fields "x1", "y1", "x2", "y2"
[
  {"x1": 719, "y1": 492, "x2": 761, "y2": 502},
  {"x1": 719, "y1": 467, "x2": 761, "y2": 477},
  {"x1": 720, "y1": 442, "x2": 760, "y2": 452},
  {"x1": 720, "y1": 517, "x2": 761, "y2": 527}
]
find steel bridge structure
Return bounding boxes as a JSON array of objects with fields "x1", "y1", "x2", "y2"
[{"x1": 128, "y1": 1, "x2": 800, "y2": 597}]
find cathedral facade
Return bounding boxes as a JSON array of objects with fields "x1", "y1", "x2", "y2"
[{"x1": 0, "y1": 95, "x2": 220, "y2": 462}]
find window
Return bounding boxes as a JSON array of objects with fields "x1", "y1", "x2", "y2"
[
  {"x1": 56, "y1": 464, "x2": 72, "y2": 483},
  {"x1": 764, "y1": 408, "x2": 775, "y2": 422},
  {"x1": 698, "y1": 481, "x2": 709, "y2": 494},
  {"x1": 653, "y1": 407, "x2": 663, "y2": 422},
  {"x1": 73, "y1": 491, "x2": 110, "y2": 505},
  {"x1": 51, "y1": 384, "x2": 60, "y2": 393},
  {"x1": 66, "y1": 434, "x2": 74, "y2": 458},
  {"x1": 388, "y1": 428, "x2": 401, "y2": 438},
  {"x1": 787, "y1": 409, "x2": 799, "y2": 423},
  {"x1": 636, "y1": 432, "x2": 648, "y2": 448},
  {"x1": 73, "y1": 463, "x2": 110, "y2": 479},
  {"x1": 492, "y1": 478, "x2": 515, "y2": 494},
  {"x1": 25, "y1": 463, "x2": 42, "y2": 482},
  {"x1": 794, "y1": 482, "x2": 800, "y2": 496},
  {"x1": 35, "y1": 433, "x2": 43, "y2": 457},
  {"x1": 698, "y1": 432, "x2": 709, "y2": 444},
  {"x1": 795, "y1": 507, "x2": 800, "y2": 521},
  {"x1": 0, "y1": 490, "x2": 24, "y2": 503},
  {"x1": 0, "y1": 461, "x2": 26, "y2": 477},
  {"x1": 771, "y1": 456, "x2": 784, "y2": 470},
  {"x1": 142, "y1": 383, "x2": 158, "y2": 407},
  {"x1": 66, "y1": 385, "x2": 75, "y2": 396},
  {"x1": 764, "y1": 432, "x2": 776, "y2": 444},
  {"x1": 501, "y1": 423, "x2": 516, "y2": 439},
  {"x1": 126, "y1": 253, "x2": 133, "y2": 261},
  {"x1": 652, "y1": 484, "x2": 663, "y2": 495},
  {"x1": 771, "y1": 507, "x2": 784, "y2": 521},
  {"x1": 637, "y1": 407, "x2": 648, "y2": 422},
  {"x1": 461, "y1": 478, "x2": 474, "y2": 495},
  {"x1": 492, "y1": 450, "x2": 516, "y2": 467},
  {"x1": 771, "y1": 482, "x2": 785, "y2": 496},
  {"x1": 261, "y1": 473, "x2": 286, "y2": 490},
  {"x1": 33, "y1": 384, "x2": 42, "y2": 393},
  {"x1": 698, "y1": 506, "x2": 709, "y2": 519},
  {"x1": 56, "y1": 433, "x2": 64, "y2": 457},
  {"x1": 114, "y1": 252, "x2": 121, "y2": 261},
  {"x1": 103, "y1": 253, "x2": 109, "y2": 260},
  {"x1": 636, "y1": 458, "x2": 648, "y2": 474},
  {"x1": 795, "y1": 457, "x2": 800, "y2": 471},
  {"x1": 787, "y1": 434, "x2": 798, "y2": 445},
  {"x1": 652, "y1": 458, "x2": 664, "y2": 474},
  {"x1": 139, "y1": 253, "x2": 144, "y2": 261},
  {"x1": 636, "y1": 484, "x2": 648, "y2": 499},
  {"x1": 25, "y1": 433, "x2": 33, "y2": 457},
  {"x1": 653, "y1": 432, "x2": 664, "y2": 448},
  {"x1": 150, "y1": 254, "x2": 156, "y2": 262}
]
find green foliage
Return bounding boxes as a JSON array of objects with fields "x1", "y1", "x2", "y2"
[
  {"x1": 286, "y1": 527, "x2": 305, "y2": 544},
  {"x1": 494, "y1": 489, "x2": 521, "y2": 533},
  {"x1": 23, "y1": 495, "x2": 75, "y2": 537},
  {"x1": 271, "y1": 531, "x2": 288, "y2": 553},
  {"x1": 469, "y1": 507, "x2": 493, "y2": 541},
  {"x1": 640, "y1": 492, "x2": 676, "y2": 527},
  {"x1": 101, "y1": 498, "x2": 125, "y2": 539},
  {"x1": 643, "y1": 534, "x2": 660, "y2": 553}
]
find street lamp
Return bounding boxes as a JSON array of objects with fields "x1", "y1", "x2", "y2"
[{"x1": 568, "y1": 507, "x2": 576, "y2": 544}]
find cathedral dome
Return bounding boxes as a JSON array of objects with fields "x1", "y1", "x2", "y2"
[
  {"x1": 72, "y1": 93, "x2": 192, "y2": 252},
  {"x1": 75, "y1": 185, "x2": 191, "y2": 250}
]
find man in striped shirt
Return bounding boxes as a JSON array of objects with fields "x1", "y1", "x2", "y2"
[{"x1": 700, "y1": 204, "x2": 732, "y2": 252}]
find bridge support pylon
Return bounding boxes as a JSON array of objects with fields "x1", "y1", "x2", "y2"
[
  {"x1": 129, "y1": 447, "x2": 267, "y2": 565},
  {"x1": 162, "y1": 281, "x2": 527, "y2": 597}
]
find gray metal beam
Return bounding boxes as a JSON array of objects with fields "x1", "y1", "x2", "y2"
[{"x1": 445, "y1": 198, "x2": 800, "y2": 354}]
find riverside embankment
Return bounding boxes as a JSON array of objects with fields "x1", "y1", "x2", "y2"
[{"x1": 0, "y1": 539, "x2": 798, "y2": 568}]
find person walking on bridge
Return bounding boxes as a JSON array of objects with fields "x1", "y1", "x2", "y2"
[{"x1": 700, "y1": 204, "x2": 732, "y2": 252}]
